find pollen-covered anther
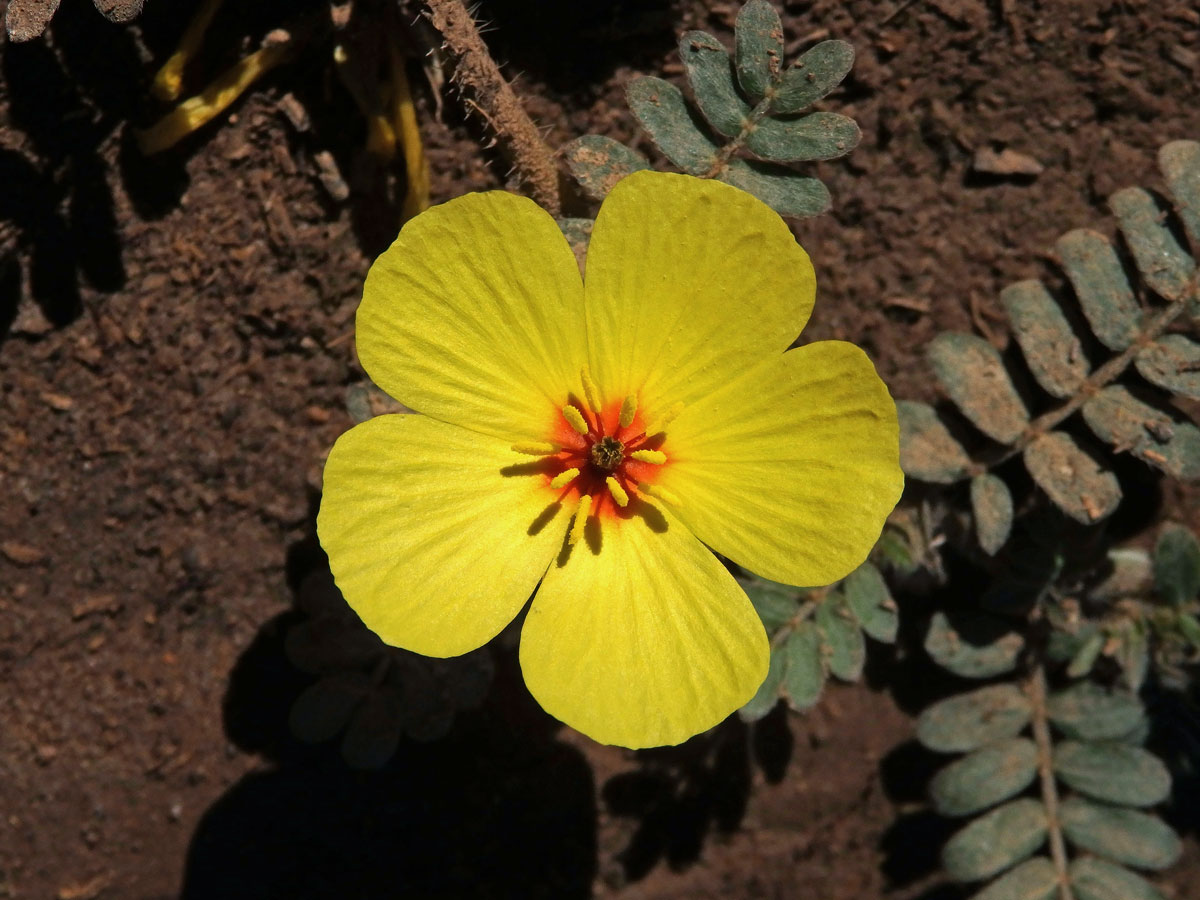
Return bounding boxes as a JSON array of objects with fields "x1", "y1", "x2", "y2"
[
  {"x1": 581, "y1": 367, "x2": 602, "y2": 413},
  {"x1": 606, "y1": 477, "x2": 629, "y2": 508},
  {"x1": 618, "y1": 395, "x2": 638, "y2": 429},
  {"x1": 569, "y1": 494, "x2": 592, "y2": 546},
  {"x1": 550, "y1": 468, "x2": 580, "y2": 489},
  {"x1": 561, "y1": 404, "x2": 590, "y2": 436},
  {"x1": 639, "y1": 483, "x2": 682, "y2": 507},
  {"x1": 630, "y1": 449, "x2": 667, "y2": 465},
  {"x1": 512, "y1": 441, "x2": 560, "y2": 456}
]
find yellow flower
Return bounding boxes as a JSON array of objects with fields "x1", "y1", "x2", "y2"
[{"x1": 317, "y1": 171, "x2": 902, "y2": 749}]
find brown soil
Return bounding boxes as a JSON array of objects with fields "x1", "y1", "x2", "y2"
[{"x1": 2, "y1": 1, "x2": 1199, "y2": 898}]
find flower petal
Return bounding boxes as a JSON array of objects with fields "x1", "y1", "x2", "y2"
[
  {"x1": 520, "y1": 506, "x2": 768, "y2": 748},
  {"x1": 582, "y1": 171, "x2": 815, "y2": 413},
  {"x1": 358, "y1": 191, "x2": 587, "y2": 441},
  {"x1": 658, "y1": 340, "x2": 902, "y2": 587},
  {"x1": 317, "y1": 413, "x2": 569, "y2": 656}
]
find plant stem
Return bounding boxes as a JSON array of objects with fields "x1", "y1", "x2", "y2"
[
  {"x1": 1028, "y1": 664, "x2": 1074, "y2": 900},
  {"x1": 702, "y1": 97, "x2": 773, "y2": 179},
  {"x1": 424, "y1": 0, "x2": 561, "y2": 214}
]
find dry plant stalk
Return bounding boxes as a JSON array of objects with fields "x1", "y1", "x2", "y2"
[{"x1": 424, "y1": 0, "x2": 561, "y2": 215}]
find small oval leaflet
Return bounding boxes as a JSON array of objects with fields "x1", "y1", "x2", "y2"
[
  {"x1": 1135, "y1": 335, "x2": 1200, "y2": 401},
  {"x1": 1082, "y1": 385, "x2": 1200, "y2": 480},
  {"x1": 741, "y1": 577, "x2": 799, "y2": 631},
  {"x1": 1053, "y1": 741, "x2": 1171, "y2": 808},
  {"x1": 842, "y1": 561, "x2": 898, "y2": 642},
  {"x1": 972, "y1": 856, "x2": 1058, "y2": 900},
  {"x1": 734, "y1": 0, "x2": 783, "y2": 101},
  {"x1": 1059, "y1": 797, "x2": 1182, "y2": 871},
  {"x1": 626, "y1": 76, "x2": 719, "y2": 175},
  {"x1": 897, "y1": 400, "x2": 973, "y2": 484},
  {"x1": 739, "y1": 642, "x2": 787, "y2": 722},
  {"x1": 744, "y1": 111, "x2": 862, "y2": 163},
  {"x1": 1000, "y1": 279, "x2": 1089, "y2": 399},
  {"x1": 1023, "y1": 431, "x2": 1121, "y2": 525},
  {"x1": 340, "y1": 688, "x2": 404, "y2": 770},
  {"x1": 772, "y1": 41, "x2": 856, "y2": 116},
  {"x1": 783, "y1": 621, "x2": 826, "y2": 710},
  {"x1": 562, "y1": 136, "x2": 651, "y2": 201},
  {"x1": 917, "y1": 683, "x2": 1032, "y2": 754},
  {"x1": 289, "y1": 672, "x2": 372, "y2": 744},
  {"x1": 1159, "y1": 139, "x2": 1200, "y2": 248},
  {"x1": 816, "y1": 594, "x2": 865, "y2": 682},
  {"x1": 971, "y1": 474, "x2": 1013, "y2": 555},
  {"x1": 716, "y1": 158, "x2": 832, "y2": 218},
  {"x1": 930, "y1": 737, "x2": 1038, "y2": 818},
  {"x1": 1047, "y1": 681, "x2": 1146, "y2": 742},
  {"x1": 1055, "y1": 229, "x2": 1142, "y2": 351},
  {"x1": 1069, "y1": 856, "x2": 1167, "y2": 900},
  {"x1": 928, "y1": 332, "x2": 1029, "y2": 445},
  {"x1": 941, "y1": 798, "x2": 1048, "y2": 883},
  {"x1": 925, "y1": 611, "x2": 1025, "y2": 680},
  {"x1": 679, "y1": 30, "x2": 750, "y2": 138},
  {"x1": 1153, "y1": 523, "x2": 1200, "y2": 607},
  {"x1": 1109, "y1": 186, "x2": 1196, "y2": 303}
]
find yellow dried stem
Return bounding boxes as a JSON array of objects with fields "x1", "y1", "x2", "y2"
[
  {"x1": 386, "y1": 38, "x2": 431, "y2": 220},
  {"x1": 333, "y1": 44, "x2": 396, "y2": 161},
  {"x1": 151, "y1": 0, "x2": 226, "y2": 102}
]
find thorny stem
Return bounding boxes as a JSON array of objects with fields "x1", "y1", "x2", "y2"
[
  {"x1": 424, "y1": 0, "x2": 561, "y2": 214},
  {"x1": 1028, "y1": 664, "x2": 1075, "y2": 900},
  {"x1": 970, "y1": 273, "x2": 1200, "y2": 475}
]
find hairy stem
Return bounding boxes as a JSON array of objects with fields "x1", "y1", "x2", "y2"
[
  {"x1": 702, "y1": 96, "x2": 773, "y2": 179},
  {"x1": 424, "y1": 0, "x2": 561, "y2": 214},
  {"x1": 1028, "y1": 664, "x2": 1074, "y2": 900}
]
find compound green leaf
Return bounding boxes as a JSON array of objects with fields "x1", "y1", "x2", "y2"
[
  {"x1": 742, "y1": 577, "x2": 800, "y2": 631},
  {"x1": 783, "y1": 622, "x2": 825, "y2": 710},
  {"x1": 897, "y1": 400, "x2": 973, "y2": 484},
  {"x1": 715, "y1": 158, "x2": 831, "y2": 217},
  {"x1": 917, "y1": 684, "x2": 1032, "y2": 754},
  {"x1": 1056, "y1": 229, "x2": 1142, "y2": 351},
  {"x1": 929, "y1": 333, "x2": 1029, "y2": 445},
  {"x1": 842, "y1": 561, "x2": 898, "y2": 642},
  {"x1": 561, "y1": 136, "x2": 650, "y2": 200},
  {"x1": 931, "y1": 738, "x2": 1039, "y2": 818},
  {"x1": 734, "y1": 0, "x2": 783, "y2": 101},
  {"x1": 745, "y1": 111, "x2": 861, "y2": 162},
  {"x1": 1115, "y1": 621, "x2": 1150, "y2": 692},
  {"x1": 816, "y1": 593, "x2": 865, "y2": 682},
  {"x1": 1135, "y1": 334, "x2": 1200, "y2": 400},
  {"x1": 1054, "y1": 741, "x2": 1171, "y2": 807},
  {"x1": 942, "y1": 799, "x2": 1048, "y2": 883},
  {"x1": 971, "y1": 857, "x2": 1058, "y2": 900},
  {"x1": 739, "y1": 642, "x2": 786, "y2": 721},
  {"x1": 1000, "y1": 279, "x2": 1089, "y2": 399},
  {"x1": 925, "y1": 611, "x2": 1024, "y2": 679},
  {"x1": 1059, "y1": 798, "x2": 1181, "y2": 871},
  {"x1": 1023, "y1": 431, "x2": 1122, "y2": 525},
  {"x1": 1110, "y1": 186, "x2": 1196, "y2": 303},
  {"x1": 772, "y1": 40, "x2": 855, "y2": 115},
  {"x1": 626, "y1": 76, "x2": 719, "y2": 174},
  {"x1": 971, "y1": 474, "x2": 1013, "y2": 556},
  {"x1": 1153, "y1": 523, "x2": 1200, "y2": 607},
  {"x1": 1047, "y1": 682, "x2": 1146, "y2": 742},
  {"x1": 679, "y1": 30, "x2": 750, "y2": 138},
  {"x1": 1082, "y1": 385, "x2": 1200, "y2": 479},
  {"x1": 1069, "y1": 856, "x2": 1166, "y2": 900},
  {"x1": 1066, "y1": 630, "x2": 1105, "y2": 680},
  {"x1": 1159, "y1": 139, "x2": 1200, "y2": 247}
]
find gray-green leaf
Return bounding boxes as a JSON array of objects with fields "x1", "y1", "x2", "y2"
[
  {"x1": 679, "y1": 31, "x2": 750, "y2": 138},
  {"x1": 1053, "y1": 741, "x2": 1171, "y2": 807},
  {"x1": 1059, "y1": 797, "x2": 1181, "y2": 871},
  {"x1": 1000, "y1": 279, "x2": 1088, "y2": 399},
  {"x1": 971, "y1": 856, "x2": 1058, "y2": 900},
  {"x1": 1153, "y1": 523, "x2": 1200, "y2": 607},
  {"x1": 925, "y1": 611, "x2": 1024, "y2": 679},
  {"x1": 1159, "y1": 139, "x2": 1200, "y2": 247},
  {"x1": 842, "y1": 561, "x2": 898, "y2": 642},
  {"x1": 897, "y1": 400, "x2": 973, "y2": 484},
  {"x1": 929, "y1": 332, "x2": 1029, "y2": 445},
  {"x1": 1069, "y1": 856, "x2": 1167, "y2": 900},
  {"x1": 715, "y1": 158, "x2": 831, "y2": 217},
  {"x1": 816, "y1": 594, "x2": 865, "y2": 682},
  {"x1": 1110, "y1": 186, "x2": 1196, "y2": 302},
  {"x1": 772, "y1": 41, "x2": 855, "y2": 115},
  {"x1": 1055, "y1": 229, "x2": 1142, "y2": 351},
  {"x1": 1047, "y1": 682, "x2": 1146, "y2": 742},
  {"x1": 1023, "y1": 431, "x2": 1122, "y2": 525},
  {"x1": 742, "y1": 577, "x2": 799, "y2": 631},
  {"x1": 1135, "y1": 334, "x2": 1200, "y2": 400},
  {"x1": 1082, "y1": 384, "x2": 1200, "y2": 479},
  {"x1": 930, "y1": 737, "x2": 1038, "y2": 818},
  {"x1": 626, "y1": 76, "x2": 719, "y2": 174},
  {"x1": 917, "y1": 684, "x2": 1032, "y2": 754},
  {"x1": 971, "y1": 474, "x2": 1013, "y2": 555},
  {"x1": 734, "y1": 0, "x2": 783, "y2": 101},
  {"x1": 942, "y1": 798, "x2": 1047, "y2": 882},
  {"x1": 745, "y1": 111, "x2": 861, "y2": 162},
  {"x1": 783, "y1": 622, "x2": 825, "y2": 710},
  {"x1": 739, "y1": 643, "x2": 786, "y2": 722},
  {"x1": 561, "y1": 136, "x2": 650, "y2": 200}
]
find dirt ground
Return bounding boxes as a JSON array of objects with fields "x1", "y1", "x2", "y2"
[{"x1": 2, "y1": 0, "x2": 1199, "y2": 897}]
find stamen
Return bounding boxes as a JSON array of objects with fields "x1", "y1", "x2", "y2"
[
  {"x1": 639, "y1": 483, "x2": 682, "y2": 507},
  {"x1": 550, "y1": 468, "x2": 580, "y2": 489},
  {"x1": 512, "y1": 441, "x2": 560, "y2": 456},
  {"x1": 581, "y1": 367, "x2": 602, "y2": 414},
  {"x1": 561, "y1": 404, "x2": 590, "y2": 436},
  {"x1": 568, "y1": 494, "x2": 592, "y2": 546},
  {"x1": 606, "y1": 477, "x2": 629, "y2": 508},
  {"x1": 619, "y1": 395, "x2": 638, "y2": 429},
  {"x1": 630, "y1": 449, "x2": 667, "y2": 465},
  {"x1": 647, "y1": 401, "x2": 684, "y2": 435}
]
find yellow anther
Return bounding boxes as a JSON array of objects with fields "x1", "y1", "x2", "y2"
[
  {"x1": 606, "y1": 477, "x2": 629, "y2": 508},
  {"x1": 581, "y1": 367, "x2": 602, "y2": 413},
  {"x1": 619, "y1": 395, "x2": 638, "y2": 429},
  {"x1": 631, "y1": 449, "x2": 667, "y2": 465},
  {"x1": 550, "y1": 468, "x2": 580, "y2": 489},
  {"x1": 647, "y1": 401, "x2": 684, "y2": 435},
  {"x1": 511, "y1": 441, "x2": 560, "y2": 456},
  {"x1": 640, "y1": 483, "x2": 682, "y2": 507},
  {"x1": 561, "y1": 404, "x2": 589, "y2": 436},
  {"x1": 568, "y1": 494, "x2": 592, "y2": 546}
]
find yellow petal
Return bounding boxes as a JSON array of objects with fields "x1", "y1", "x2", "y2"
[
  {"x1": 520, "y1": 507, "x2": 768, "y2": 748},
  {"x1": 658, "y1": 341, "x2": 902, "y2": 587},
  {"x1": 317, "y1": 413, "x2": 568, "y2": 656},
  {"x1": 582, "y1": 171, "x2": 815, "y2": 413},
  {"x1": 357, "y1": 191, "x2": 586, "y2": 441}
]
